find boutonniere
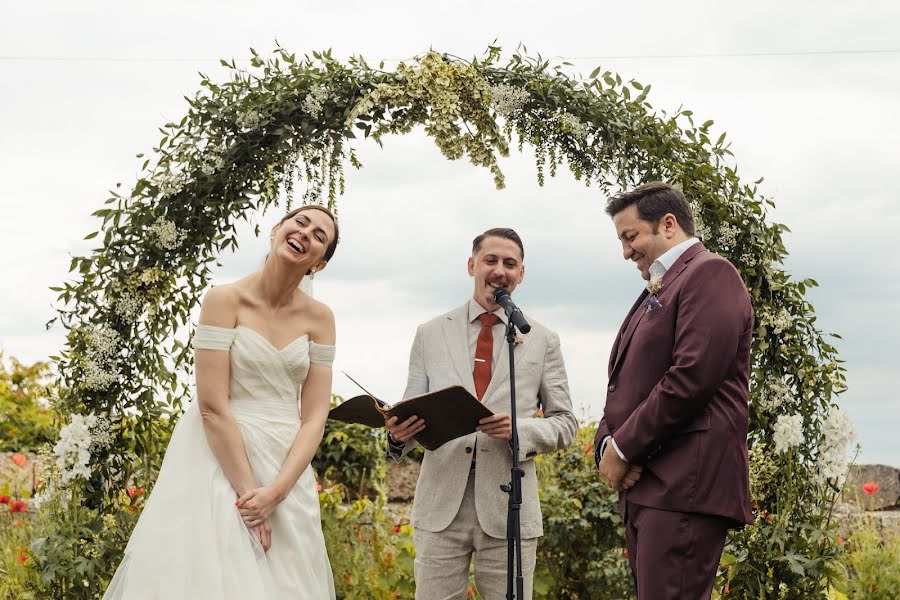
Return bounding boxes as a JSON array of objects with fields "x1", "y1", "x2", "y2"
[
  {"x1": 514, "y1": 334, "x2": 524, "y2": 346},
  {"x1": 645, "y1": 275, "x2": 664, "y2": 313}
]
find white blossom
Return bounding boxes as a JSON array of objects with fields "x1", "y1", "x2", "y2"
[
  {"x1": 302, "y1": 85, "x2": 330, "y2": 118},
  {"x1": 87, "y1": 326, "x2": 120, "y2": 360},
  {"x1": 813, "y1": 409, "x2": 855, "y2": 485},
  {"x1": 148, "y1": 217, "x2": 188, "y2": 251},
  {"x1": 235, "y1": 109, "x2": 262, "y2": 130},
  {"x1": 694, "y1": 219, "x2": 711, "y2": 242},
  {"x1": 716, "y1": 223, "x2": 739, "y2": 251},
  {"x1": 81, "y1": 357, "x2": 120, "y2": 391},
  {"x1": 53, "y1": 414, "x2": 111, "y2": 485},
  {"x1": 757, "y1": 376, "x2": 792, "y2": 413},
  {"x1": 557, "y1": 112, "x2": 589, "y2": 141},
  {"x1": 773, "y1": 413, "x2": 804, "y2": 453},
  {"x1": 152, "y1": 171, "x2": 188, "y2": 198},
  {"x1": 768, "y1": 309, "x2": 793, "y2": 335},
  {"x1": 490, "y1": 83, "x2": 529, "y2": 117},
  {"x1": 741, "y1": 252, "x2": 758, "y2": 268},
  {"x1": 114, "y1": 291, "x2": 145, "y2": 322}
]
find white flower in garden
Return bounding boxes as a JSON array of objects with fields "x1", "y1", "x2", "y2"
[
  {"x1": 490, "y1": 83, "x2": 529, "y2": 117},
  {"x1": 302, "y1": 85, "x2": 330, "y2": 118},
  {"x1": 694, "y1": 219, "x2": 711, "y2": 243},
  {"x1": 557, "y1": 112, "x2": 589, "y2": 141},
  {"x1": 814, "y1": 408, "x2": 855, "y2": 485},
  {"x1": 773, "y1": 413, "x2": 804, "y2": 453},
  {"x1": 53, "y1": 414, "x2": 112, "y2": 485},
  {"x1": 148, "y1": 217, "x2": 188, "y2": 251}
]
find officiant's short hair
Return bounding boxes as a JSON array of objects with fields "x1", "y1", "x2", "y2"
[
  {"x1": 606, "y1": 182, "x2": 696, "y2": 236},
  {"x1": 472, "y1": 228, "x2": 524, "y2": 260}
]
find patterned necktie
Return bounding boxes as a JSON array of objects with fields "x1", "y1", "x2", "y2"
[{"x1": 473, "y1": 313, "x2": 500, "y2": 401}]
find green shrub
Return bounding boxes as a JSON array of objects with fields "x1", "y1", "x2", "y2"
[
  {"x1": 837, "y1": 522, "x2": 900, "y2": 599},
  {"x1": 319, "y1": 484, "x2": 416, "y2": 599},
  {"x1": 314, "y1": 396, "x2": 387, "y2": 500},
  {"x1": 535, "y1": 426, "x2": 633, "y2": 599},
  {"x1": 0, "y1": 354, "x2": 57, "y2": 453}
]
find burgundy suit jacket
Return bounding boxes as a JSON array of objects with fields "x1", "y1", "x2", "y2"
[{"x1": 595, "y1": 242, "x2": 754, "y2": 525}]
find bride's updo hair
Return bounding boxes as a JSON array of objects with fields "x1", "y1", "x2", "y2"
[{"x1": 278, "y1": 205, "x2": 340, "y2": 263}]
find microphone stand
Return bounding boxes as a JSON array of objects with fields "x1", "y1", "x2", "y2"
[{"x1": 501, "y1": 318, "x2": 525, "y2": 600}]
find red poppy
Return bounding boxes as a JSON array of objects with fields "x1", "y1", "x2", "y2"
[
  {"x1": 724, "y1": 584, "x2": 730, "y2": 595},
  {"x1": 11, "y1": 453, "x2": 26, "y2": 469},
  {"x1": 17, "y1": 553, "x2": 28, "y2": 564},
  {"x1": 862, "y1": 481, "x2": 880, "y2": 496},
  {"x1": 126, "y1": 486, "x2": 146, "y2": 499},
  {"x1": 836, "y1": 535, "x2": 844, "y2": 546},
  {"x1": 467, "y1": 587, "x2": 475, "y2": 598},
  {"x1": 623, "y1": 548, "x2": 629, "y2": 559},
  {"x1": 0, "y1": 495, "x2": 10, "y2": 505},
  {"x1": 10, "y1": 500, "x2": 27, "y2": 513}
]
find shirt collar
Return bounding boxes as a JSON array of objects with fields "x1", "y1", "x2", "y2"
[
  {"x1": 468, "y1": 297, "x2": 508, "y2": 326},
  {"x1": 650, "y1": 237, "x2": 699, "y2": 280}
]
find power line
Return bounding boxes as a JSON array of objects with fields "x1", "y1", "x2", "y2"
[{"x1": 0, "y1": 48, "x2": 899, "y2": 64}]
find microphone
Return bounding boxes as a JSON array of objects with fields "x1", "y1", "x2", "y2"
[{"x1": 493, "y1": 287, "x2": 531, "y2": 334}]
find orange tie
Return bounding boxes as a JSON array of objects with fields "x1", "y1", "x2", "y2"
[{"x1": 474, "y1": 313, "x2": 500, "y2": 401}]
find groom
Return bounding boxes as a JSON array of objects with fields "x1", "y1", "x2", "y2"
[
  {"x1": 595, "y1": 182, "x2": 754, "y2": 598},
  {"x1": 385, "y1": 227, "x2": 577, "y2": 600}
]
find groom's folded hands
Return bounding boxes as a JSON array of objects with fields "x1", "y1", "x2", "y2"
[{"x1": 598, "y1": 440, "x2": 643, "y2": 491}]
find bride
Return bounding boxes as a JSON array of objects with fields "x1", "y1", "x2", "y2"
[{"x1": 104, "y1": 205, "x2": 339, "y2": 599}]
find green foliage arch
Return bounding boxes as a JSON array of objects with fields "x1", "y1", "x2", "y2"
[{"x1": 39, "y1": 46, "x2": 848, "y2": 598}]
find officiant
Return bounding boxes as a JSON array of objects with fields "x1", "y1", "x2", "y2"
[{"x1": 384, "y1": 227, "x2": 577, "y2": 600}]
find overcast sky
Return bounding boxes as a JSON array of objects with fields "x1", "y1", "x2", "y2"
[{"x1": 1, "y1": 1, "x2": 898, "y2": 464}]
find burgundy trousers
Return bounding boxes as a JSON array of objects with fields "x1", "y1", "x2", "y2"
[{"x1": 625, "y1": 501, "x2": 730, "y2": 599}]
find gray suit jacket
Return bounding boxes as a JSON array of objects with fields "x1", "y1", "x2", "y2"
[{"x1": 393, "y1": 302, "x2": 577, "y2": 539}]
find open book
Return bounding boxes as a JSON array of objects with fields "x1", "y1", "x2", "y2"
[{"x1": 328, "y1": 373, "x2": 494, "y2": 451}]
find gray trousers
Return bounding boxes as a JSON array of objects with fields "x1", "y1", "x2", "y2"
[{"x1": 413, "y1": 469, "x2": 537, "y2": 600}]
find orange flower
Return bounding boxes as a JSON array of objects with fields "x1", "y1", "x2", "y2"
[
  {"x1": 10, "y1": 500, "x2": 27, "y2": 513},
  {"x1": 862, "y1": 481, "x2": 880, "y2": 496},
  {"x1": 724, "y1": 584, "x2": 730, "y2": 595},
  {"x1": 17, "y1": 553, "x2": 28, "y2": 564},
  {"x1": 836, "y1": 535, "x2": 844, "y2": 546},
  {"x1": 536, "y1": 408, "x2": 544, "y2": 418},
  {"x1": 316, "y1": 481, "x2": 323, "y2": 492},
  {"x1": 11, "y1": 453, "x2": 26, "y2": 468},
  {"x1": 583, "y1": 443, "x2": 594, "y2": 456},
  {"x1": 467, "y1": 587, "x2": 475, "y2": 598}
]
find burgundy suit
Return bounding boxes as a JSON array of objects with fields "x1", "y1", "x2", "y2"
[{"x1": 595, "y1": 242, "x2": 753, "y2": 598}]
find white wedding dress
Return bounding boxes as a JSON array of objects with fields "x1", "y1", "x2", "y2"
[{"x1": 104, "y1": 324, "x2": 336, "y2": 599}]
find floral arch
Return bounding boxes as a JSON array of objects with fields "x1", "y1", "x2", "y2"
[{"x1": 37, "y1": 46, "x2": 849, "y2": 598}]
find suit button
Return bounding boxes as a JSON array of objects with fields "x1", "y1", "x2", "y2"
[
  {"x1": 607, "y1": 384, "x2": 616, "y2": 392},
  {"x1": 465, "y1": 447, "x2": 473, "y2": 454}
]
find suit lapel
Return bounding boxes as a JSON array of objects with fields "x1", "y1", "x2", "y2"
[
  {"x1": 610, "y1": 242, "x2": 707, "y2": 375},
  {"x1": 609, "y1": 290, "x2": 648, "y2": 376},
  {"x1": 442, "y1": 303, "x2": 477, "y2": 397}
]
